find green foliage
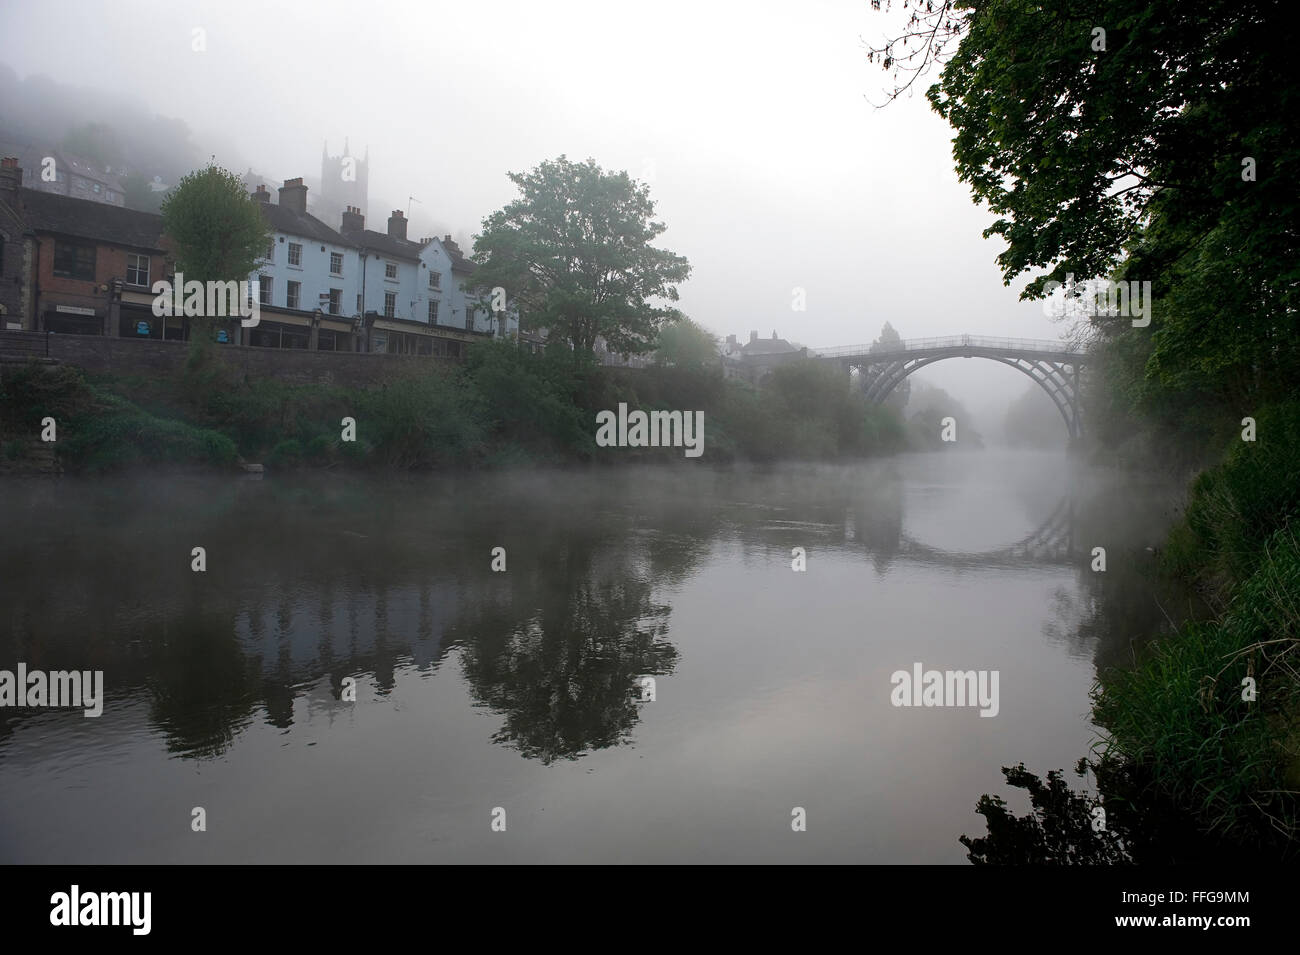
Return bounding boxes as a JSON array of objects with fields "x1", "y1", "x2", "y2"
[
  {"x1": 1160, "y1": 402, "x2": 1300, "y2": 588},
  {"x1": 703, "y1": 361, "x2": 906, "y2": 462},
  {"x1": 1093, "y1": 525, "x2": 1300, "y2": 843},
  {"x1": 122, "y1": 171, "x2": 164, "y2": 214},
  {"x1": 161, "y1": 162, "x2": 269, "y2": 287},
  {"x1": 471, "y1": 156, "x2": 691, "y2": 356},
  {"x1": 356, "y1": 371, "x2": 487, "y2": 470},
  {"x1": 465, "y1": 339, "x2": 592, "y2": 459},
  {"x1": 59, "y1": 392, "x2": 237, "y2": 473},
  {"x1": 654, "y1": 317, "x2": 718, "y2": 370}
]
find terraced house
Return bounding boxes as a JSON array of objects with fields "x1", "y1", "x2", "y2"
[{"x1": 0, "y1": 157, "x2": 519, "y2": 354}]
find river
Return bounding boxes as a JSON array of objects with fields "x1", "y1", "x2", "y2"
[{"x1": 0, "y1": 450, "x2": 1185, "y2": 862}]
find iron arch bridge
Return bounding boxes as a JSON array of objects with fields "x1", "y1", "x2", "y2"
[{"x1": 814, "y1": 335, "x2": 1087, "y2": 439}]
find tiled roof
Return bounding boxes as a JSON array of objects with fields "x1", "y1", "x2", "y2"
[
  {"x1": 442, "y1": 239, "x2": 476, "y2": 274},
  {"x1": 258, "y1": 201, "x2": 350, "y2": 247},
  {"x1": 345, "y1": 228, "x2": 421, "y2": 262},
  {"x1": 19, "y1": 188, "x2": 163, "y2": 250},
  {"x1": 742, "y1": 337, "x2": 800, "y2": 356}
]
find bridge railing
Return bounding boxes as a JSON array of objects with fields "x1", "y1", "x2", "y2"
[{"x1": 811, "y1": 335, "x2": 1085, "y2": 359}]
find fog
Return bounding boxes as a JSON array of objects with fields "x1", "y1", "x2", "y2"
[{"x1": 0, "y1": 0, "x2": 1067, "y2": 414}]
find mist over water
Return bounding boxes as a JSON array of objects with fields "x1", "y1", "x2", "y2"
[{"x1": 0, "y1": 450, "x2": 1184, "y2": 863}]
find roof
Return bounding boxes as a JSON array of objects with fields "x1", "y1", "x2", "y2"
[
  {"x1": 345, "y1": 227, "x2": 421, "y2": 262},
  {"x1": 742, "y1": 336, "x2": 800, "y2": 357},
  {"x1": 257, "y1": 200, "x2": 350, "y2": 247},
  {"x1": 441, "y1": 238, "x2": 476, "y2": 274},
  {"x1": 54, "y1": 150, "x2": 125, "y2": 191},
  {"x1": 19, "y1": 188, "x2": 164, "y2": 250}
]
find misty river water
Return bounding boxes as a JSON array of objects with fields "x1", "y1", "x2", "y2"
[{"x1": 0, "y1": 450, "x2": 1186, "y2": 863}]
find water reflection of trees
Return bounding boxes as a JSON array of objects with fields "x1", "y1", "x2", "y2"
[
  {"x1": 1, "y1": 461, "x2": 1183, "y2": 778},
  {"x1": 458, "y1": 541, "x2": 678, "y2": 764}
]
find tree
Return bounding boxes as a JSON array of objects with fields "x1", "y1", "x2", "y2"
[
  {"x1": 471, "y1": 156, "x2": 691, "y2": 357},
  {"x1": 122, "y1": 172, "x2": 163, "y2": 214},
  {"x1": 61, "y1": 121, "x2": 123, "y2": 170},
  {"x1": 161, "y1": 162, "x2": 269, "y2": 287},
  {"x1": 868, "y1": 0, "x2": 1299, "y2": 417},
  {"x1": 871, "y1": 321, "x2": 909, "y2": 410},
  {"x1": 654, "y1": 317, "x2": 718, "y2": 369}
]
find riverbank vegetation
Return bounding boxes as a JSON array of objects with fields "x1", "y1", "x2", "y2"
[
  {"x1": 0, "y1": 341, "x2": 914, "y2": 473},
  {"x1": 866, "y1": 0, "x2": 1299, "y2": 859}
]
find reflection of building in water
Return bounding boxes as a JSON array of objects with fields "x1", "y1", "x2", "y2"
[{"x1": 232, "y1": 578, "x2": 466, "y2": 680}]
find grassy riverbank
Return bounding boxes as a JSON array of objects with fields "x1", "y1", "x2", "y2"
[
  {"x1": 0, "y1": 341, "x2": 910, "y2": 473},
  {"x1": 1089, "y1": 401, "x2": 1300, "y2": 854}
]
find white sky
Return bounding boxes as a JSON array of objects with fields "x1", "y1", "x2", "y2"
[{"x1": 1, "y1": 0, "x2": 1068, "y2": 420}]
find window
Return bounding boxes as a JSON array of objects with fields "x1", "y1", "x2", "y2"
[
  {"x1": 92, "y1": 183, "x2": 101, "y2": 194},
  {"x1": 428, "y1": 270, "x2": 440, "y2": 289},
  {"x1": 383, "y1": 292, "x2": 396, "y2": 318},
  {"x1": 260, "y1": 276, "x2": 272, "y2": 305},
  {"x1": 265, "y1": 239, "x2": 275, "y2": 261},
  {"x1": 53, "y1": 241, "x2": 96, "y2": 280},
  {"x1": 330, "y1": 252, "x2": 343, "y2": 275},
  {"x1": 384, "y1": 261, "x2": 397, "y2": 280},
  {"x1": 465, "y1": 305, "x2": 474, "y2": 329},
  {"x1": 329, "y1": 288, "x2": 341, "y2": 315},
  {"x1": 125, "y1": 253, "x2": 149, "y2": 287},
  {"x1": 428, "y1": 300, "x2": 438, "y2": 323},
  {"x1": 372, "y1": 332, "x2": 387, "y2": 354},
  {"x1": 287, "y1": 280, "x2": 300, "y2": 309},
  {"x1": 288, "y1": 242, "x2": 302, "y2": 267}
]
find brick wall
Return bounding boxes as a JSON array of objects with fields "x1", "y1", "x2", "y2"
[{"x1": 0, "y1": 331, "x2": 458, "y2": 388}]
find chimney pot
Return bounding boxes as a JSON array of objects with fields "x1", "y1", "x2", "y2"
[
  {"x1": 277, "y1": 177, "x2": 308, "y2": 214},
  {"x1": 341, "y1": 206, "x2": 365, "y2": 233},
  {"x1": 387, "y1": 210, "x2": 408, "y2": 241}
]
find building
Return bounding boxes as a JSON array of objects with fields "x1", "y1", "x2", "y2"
[
  {"x1": 250, "y1": 180, "x2": 361, "y2": 350},
  {"x1": 319, "y1": 139, "x2": 368, "y2": 224},
  {"x1": 253, "y1": 177, "x2": 517, "y2": 355},
  {"x1": 0, "y1": 159, "x2": 34, "y2": 329},
  {"x1": 723, "y1": 330, "x2": 806, "y2": 382},
  {"x1": 0, "y1": 142, "x2": 126, "y2": 207},
  {"x1": 0, "y1": 156, "x2": 517, "y2": 354},
  {"x1": 0, "y1": 159, "x2": 169, "y2": 335}
]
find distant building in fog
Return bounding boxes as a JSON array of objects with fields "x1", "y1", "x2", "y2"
[{"x1": 320, "y1": 139, "x2": 368, "y2": 222}]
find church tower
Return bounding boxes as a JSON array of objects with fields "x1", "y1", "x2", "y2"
[{"x1": 320, "y1": 138, "x2": 369, "y2": 222}]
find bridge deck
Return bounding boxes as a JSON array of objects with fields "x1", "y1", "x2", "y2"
[{"x1": 813, "y1": 335, "x2": 1084, "y2": 361}]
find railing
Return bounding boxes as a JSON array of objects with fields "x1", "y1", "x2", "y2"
[{"x1": 811, "y1": 335, "x2": 1085, "y2": 359}]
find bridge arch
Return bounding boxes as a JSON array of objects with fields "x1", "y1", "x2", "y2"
[{"x1": 817, "y1": 336, "x2": 1086, "y2": 440}]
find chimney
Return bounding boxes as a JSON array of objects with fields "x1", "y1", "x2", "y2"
[
  {"x1": 0, "y1": 157, "x2": 20, "y2": 208},
  {"x1": 341, "y1": 205, "x2": 364, "y2": 233},
  {"x1": 443, "y1": 234, "x2": 461, "y2": 255},
  {"x1": 388, "y1": 210, "x2": 407, "y2": 241},
  {"x1": 278, "y1": 177, "x2": 308, "y2": 214},
  {"x1": 253, "y1": 184, "x2": 270, "y2": 202},
  {"x1": 750, "y1": 330, "x2": 758, "y2": 343},
  {"x1": 772, "y1": 330, "x2": 778, "y2": 340}
]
